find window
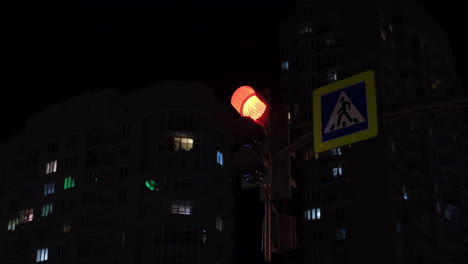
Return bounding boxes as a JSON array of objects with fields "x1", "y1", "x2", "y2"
[
  {"x1": 121, "y1": 123, "x2": 131, "y2": 136},
  {"x1": 118, "y1": 189, "x2": 127, "y2": 201},
  {"x1": 171, "y1": 201, "x2": 191, "y2": 215},
  {"x1": 332, "y1": 166, "x2": 342, "y2": 178},
  {"x1": 43, "y1": 182, "x2": 55, "y2": 196},
  {"x1": 325, "y1": 37, "x2": 335, "y2": 47},
  {"x1": 327, "y1": 70, "x2": 337, "y2": 82},
  {"x1": 41, "y1": 204, "x2": 53, "y2": 217},
  {"x1": 305, "y1": 208, "x2": 321, "y2": 221},
  {"x1": 173, "y1": 136, "x2": 194, "y2": 151},
  {"x1": 120, "y1": 166, "x2": 128, "y2": 179},
  {"x1": 7, "y1": 218, "x2": 19, "y2": 231},
  {"x1": 216, "y1": 151, "x2": 224, "y2": 166},
  {"x1": 336, "y1": 227, "x2": 346, "y2": 240},
  {"x1": 64, "y1": 177, "x2": 75, "y2": 190},
  {"x1": 48, "y1": 141, "x2": 59, "y2": 153},
  {"x1": 281, "y1": 60, "x2": 289, "y2": 70},
  {"x1": 436, "y1": 202, "x2": 441, "y2": 213},
  {"x1": 19, "y1": 208, "x2": 34, "y2": 223},
  {"x1": 36, "y1": 248, "x2": 48, "y2": 262},
  {"x1": 331, "y1": 148, "x2": 341, "y2": 156},
  {"x1": 66, "y1": 135, "x2": 79, "y2": 148},
  {"x1": 396, "y1": 221, "x2": 401, "y2": 232},
  {"x1": 402, "y1": 186, "x2": 409, "y2": 200},
  {"x1": 45, "y1": 160, "x2": 57, "y2": 174},
  {"x1": 63, "y1": 219, "x2": 71, "y2": 233},
  {"x1": 121, "y1": 144, "x2": 130, "y2": 157},
  {"x1": 216, "y1": 217, "x2": 223, "y2": 232},
  {"x1": 380, "y1": 28, "x2": 386, "y2": 40}
]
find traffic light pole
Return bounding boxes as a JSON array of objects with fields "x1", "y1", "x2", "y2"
[{"x1": 264, "y1": 89, "x2": 272, "y2": 263}]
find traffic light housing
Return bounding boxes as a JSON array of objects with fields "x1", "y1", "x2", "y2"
[
  {"x1": 231, "y1": 86, "x2": 270, "y2": 187},
  {"x1": 232, "y1": 116, "x2": 269, "y2": 186}
]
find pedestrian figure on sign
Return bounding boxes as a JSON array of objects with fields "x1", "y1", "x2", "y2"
[{"x1": 330, "y1": 97, "x2": 359, "y2": 131}]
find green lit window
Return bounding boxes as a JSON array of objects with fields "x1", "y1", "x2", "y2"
[
  {"x1": 7, "y1": 218, "x2": 19, "y2": 231},
  {"x1": 64, "y1": 177, "x2": 76, "y2": 190},
  {"x1": 41, "y1": 204, "x2": 53, "y2": 217},
  {"x1": 145, "y1": 180, "x2": 160, "y2": 191}
]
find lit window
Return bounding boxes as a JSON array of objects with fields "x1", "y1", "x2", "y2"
[
  {"x1": 171, "y1": 201, "x2": 191, "y2": 215},
  {"x1": 327, "y1": 70, "x2": 337, "y2": 82},
  {"x1": 64, "y1": 177, "x2": 75, "y2": 190},
  {"x1": 402, "y1": 186, "x2": 408, "y2": 200},
  {"x1": 388, "y1": 23, "x2": 393, "y2": 32},
  {"x1": 19, "y1": 208, "x2": 34, "y2": 224},
  {"x1": 217, "y1": 151, "x2": 224, "y2": 166},
  {"x1": 7, "y1": 218, "x2": 19, "y2": 231},
  {"x1": 216, "y1": 217, "x2": 223, "y2": 232},
  {"x1": 41, "y1": 203, "x2": 53, "y2": 217},
  {"x1": 445, "y1": 208, "x2": 451, "y2": 220},
  {"x1": 174, "y1": 136, "x2": 194, "y2": 151},
  {"x1": 36, "y1": 248, "x2": 48, "y2": 262},
  {"x1": 305, "y1": 208, "x2": 321, "y2": 221},
  {"x1": 380, "y1": 28, "x2": 386, "y2": 40},
  {"x1": 336, "y1": 227, "x2": 346, "y2": 240},
  {"x1": 331, "y1": 148, "x2": 341, "y2": 156},
  {"x1": 45, "y1": 160, "x2": 57, "y2": 174},
  {"x1": 63, "y1": 219, "x2": 71, "y2": 233},
  {"x1": 281, "y1": 60, "x2": 289, "y2": 70},
  {"x1": 145, "y1": 180, "x2": 160, "y2": 191},
  {"x1": 332, "y1": 166, "x2": 342, "y2": 178},
  {"x1": 43, "y1": 182, "x2": 55, "y2": 196}
]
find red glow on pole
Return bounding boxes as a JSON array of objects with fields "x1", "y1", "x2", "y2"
[{"x1": 231, "y1": 86, "x2": 267, "y2": 121}]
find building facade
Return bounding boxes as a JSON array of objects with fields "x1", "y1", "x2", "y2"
[
  {"x1": 0, "y1": 82, "x2": 236, "y2": 264},
  {"x1": 276, "y1": 0, "x2": 468, "y2": 263}
]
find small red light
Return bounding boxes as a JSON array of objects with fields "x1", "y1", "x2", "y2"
[{"x1": 231, "y1": 86, "x2": 267, "y2": 121}]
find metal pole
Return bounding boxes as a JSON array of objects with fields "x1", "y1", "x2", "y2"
[
  {"x1": 264, "y1": 170, "x2": 272, "y2": 262},
  {"x1": 264, "y1": 89, "x2": 272, "y2": 263}
]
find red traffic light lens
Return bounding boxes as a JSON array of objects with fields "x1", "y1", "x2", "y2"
[
  {"x1": 242, "y1": 95, "x2": 266, "y2": 121},
  {"x1": 231, "y1": 86, "x2": 267, "y2": 121}
]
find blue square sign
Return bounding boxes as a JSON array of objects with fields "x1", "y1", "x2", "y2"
[{"x1": 313, "y1": 70, "x2": 378, "y2": 153}]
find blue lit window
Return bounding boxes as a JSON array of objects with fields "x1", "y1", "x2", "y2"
[
  {"x1": 332, "y1": 166, "x2": 342, "y2": 179},
  {"x1": 305, "y1": 208, "x2": 321, "y2": 221},
  {"x1": 281, "y1": 60, "x2": 289, "y2": 71},
  {"x1": 402, "y1": 186, "x2": 408, "y2": 200},
  {"x1": 36, "y1": 248, "x2": 48, "y2": 262},
  {"x1": 217, "y1": 151, "x2": 224, "y2": 166},
  {"x1": 43, "y1": 182, "x2": 55, "y2": 196}
]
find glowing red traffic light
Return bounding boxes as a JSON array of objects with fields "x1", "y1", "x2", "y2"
[{"x1": 231, "y1": 86, "x2": 267, "y2": 121}]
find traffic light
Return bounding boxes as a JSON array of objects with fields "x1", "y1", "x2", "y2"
[
  {"x1": 231, "y1": 86, "x2": 270, "y2": 187},
  {"x1": 231, "y1": 85, "x2": 268, "y2": 125}
]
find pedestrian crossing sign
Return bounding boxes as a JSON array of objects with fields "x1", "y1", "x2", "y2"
[{"x1": 313, "y1": 70, "x2": 378, "y2": 153}]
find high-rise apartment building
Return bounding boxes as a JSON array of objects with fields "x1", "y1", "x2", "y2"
[
  {"x1": 0, "y1": 82, "x2": 236, "y2": 264},
  {"x1": 276, "y1": 0, "x2": 468, "y2": 263}
]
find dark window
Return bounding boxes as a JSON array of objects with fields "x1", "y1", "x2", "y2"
[{"x1": 48, "y1": 141, "x2": 59, "y2": 153}]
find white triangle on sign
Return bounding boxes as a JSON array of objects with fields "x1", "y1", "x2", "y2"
[{"x1": 324, "y1": 91, "x2": 366, "y2": 133}]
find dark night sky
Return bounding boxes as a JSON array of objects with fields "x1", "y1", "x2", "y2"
[{"x1": 0, "y1": 1, "x2": 466, "y2": 141}]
